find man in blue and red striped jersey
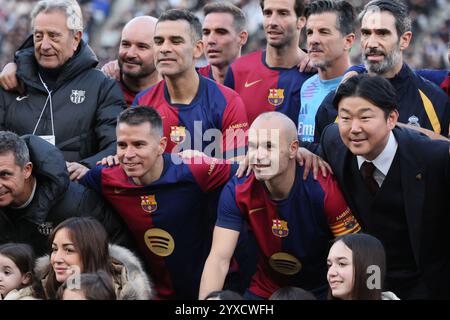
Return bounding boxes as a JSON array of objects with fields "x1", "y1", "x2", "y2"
[
  {"x1": 224, "y1": 0, "x2": 313, "y2": 125},
  {"x1": 198, "y1": 2, "x2": 248, "y2": 84},
  {"x1": 199, "y1": 111, "x2": 360, "y2": 300},
  {"x1": 134, "y1": 9, "x2": 248, "y2": 161},
  {"x1": 81, "y1": 107, "x2": 238, "y2": 299}
]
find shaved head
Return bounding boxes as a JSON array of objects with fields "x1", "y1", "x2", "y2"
[
  {"x1": 123, "y1": 16, "x2": 158, "y2": 34},
  {"x1": 119, "y1": 15, "x2": 158, "y2": 84},
  {"x1": 251, "y1": 112, "x2": 298, "y2": 144},
  {"x1": 249, "y1": 112, "x2": 299, "y2": 182}
]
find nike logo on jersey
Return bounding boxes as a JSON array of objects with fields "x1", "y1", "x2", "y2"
[
  {"x1": 16, "y1": 95, "x2": 28, "y2": 101},
  {"x1": 244, "y1": 79, "x2": 262, "y2": 88},
  {"x1": 249, "y1": 207, "x2": 265, "y2": 215},
  {"x1": 113, "y1": 187, "x2": 127, "y2": 194}
]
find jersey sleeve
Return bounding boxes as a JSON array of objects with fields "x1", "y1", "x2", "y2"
[
  {"x1": 318, "y1": 174, "x2": 361, "y2": 237},
  {"x1": 187, "y1": 156, "x2": 237, "y2": 192},
  {"x1": 346, "y1": 64, "x2": 366, "y2": 74},
  {"x1": 79, "y1": 165, "x2": 104, "y2": 195},
  {"x1": 221, "y1": 94, "x2": 249, "y2": 160},
  {"x1": 416, "y1": 69, "x2": 448, "y2": 87},
  {"x1": 215, "y1": 180, "x2": 244, "y2": 232}
]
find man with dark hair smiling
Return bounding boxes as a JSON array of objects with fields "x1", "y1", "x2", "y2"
[
  {"x1": 134, "y1": 9, "x2": 248, "y2": 161},
  {"x1": 315, "y1": 0, "x2": 449, "y2": 140},
  {"x1": 320, "y1": 74, "x2": 450, "y2": 299}
]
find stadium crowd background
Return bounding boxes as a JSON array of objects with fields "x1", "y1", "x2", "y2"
[{"x1": 1, "y1": 0, "x2": 449, "y2": 71}]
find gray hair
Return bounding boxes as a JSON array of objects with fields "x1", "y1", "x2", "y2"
[
  {"x1": 358, "y1": 0, "x2": 411, "y2": 37},
  {"x1": 0, "y1": 131, "x2": 30, "y2": 168},
  {"x1": 31, "y1": 0, "x2": 84, "y2": 33}
]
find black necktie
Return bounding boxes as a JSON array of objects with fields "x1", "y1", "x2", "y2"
[{"x1": 360, "y1": 161, "x2": 379, "y2": 195}]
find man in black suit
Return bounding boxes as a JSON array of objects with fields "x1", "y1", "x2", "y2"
[{"x1": 319, "y1": 74, "x2": 450, "y2": 299}]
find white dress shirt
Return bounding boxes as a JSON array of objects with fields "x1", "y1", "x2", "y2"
[{"x1": 357, "y1": 131, "x2": 398, "y2": 187}]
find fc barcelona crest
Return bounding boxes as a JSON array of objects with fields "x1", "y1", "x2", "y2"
[
  {"x1": 70, "y1": 90, "x2": 86, "y2": 104},
  {"x1": 268, "y1": 89, "x2": 284, "y2": 106},
  {"x1": 170, "y1": 126, "x2": 186, "y2": 144},
  {"x1": 141, "y1": 195, "x2": 157, "y2": 213},
  {"x1": 272, "y1": 219, "x2": 289, "y2": 238},
  {"x1": 38, "y1": 222, "x2": 53, "y2": 236}
]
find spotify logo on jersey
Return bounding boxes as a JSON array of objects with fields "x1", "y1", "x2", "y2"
[
  {"x1": 144, "y1": 228, "x2": 175, "y2": 257},
  {"x1": 269, "y1": 252, "x2": 302, "y2": 275}
]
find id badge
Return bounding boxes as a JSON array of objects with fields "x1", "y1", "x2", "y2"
[{"x1": 39, "y1": 135, "x2": 56, "y2": 146}]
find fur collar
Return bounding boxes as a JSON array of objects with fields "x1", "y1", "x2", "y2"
[{"x1": 35, "y1": 244, "x2": 153, "y2": 300}]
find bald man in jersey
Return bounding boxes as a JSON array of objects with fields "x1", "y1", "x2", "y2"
[{"x1": 199, "y1": 111, "x2": 359, "y2": 300}]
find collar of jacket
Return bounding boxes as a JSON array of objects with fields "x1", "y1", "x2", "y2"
[{"x1": 18, "y1": 135, "x2": 70, "y2": 225}]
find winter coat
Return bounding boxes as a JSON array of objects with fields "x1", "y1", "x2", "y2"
[
  {"x1": 0, "y1": 35, "x2": 126, "y2": 168},
  {"x1": 1, "y1": 286, "x2": 40, "y2": 300},
  {"x1": 34, "y1": 244, "x2": 153, "y2": 300},
  {"x1": 0, "y1": 135, "x2": 134, "y2": 256}
]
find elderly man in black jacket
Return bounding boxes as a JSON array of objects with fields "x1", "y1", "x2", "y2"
[
  {"x1": 0, "y1": 131, "x2": 133, "y2": 256},
  {"x1": 0, "y1": 0, "x2": 126, "y2": 181}
]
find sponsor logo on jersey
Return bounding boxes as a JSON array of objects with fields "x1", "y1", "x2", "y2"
[
  {"x1": 244, "y1": 79, "x2": 262, "y2": 88},
  {"x1": 268, "y1": 89, "x2": 284, "y2": 106},
  {"x1": 144, "y1": 228, "x2": 175, "y2": 257},
  {"x1": 269, "y1": 252, "x2": 302, "y2": 275}
]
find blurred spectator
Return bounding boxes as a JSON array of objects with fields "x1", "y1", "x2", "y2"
[{"x1": 1, "y1": 0, "x2": 449, "y2": 70}]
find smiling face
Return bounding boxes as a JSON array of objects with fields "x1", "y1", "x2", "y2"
[
  {"x1": 0, "y1": 254, "x2": 30, "y2": 298},
  {"x1": 51, "y1": 228, "x2": 83, "y2": 283},
  {"x1": 118, "y1": 17, "x2": 157, "y2": 80},
  {"x1": 248, "y1": 117, "x2": 297, "y2": 182},
  {"x1": 0, "y1": 152, "x2": 32, "y2": 208},
  {"x1": 116, "y1": 122, "x2": 167, "y2": 185},
  {"x1": 306, "y1": 12, "x2": 353, "y2": 70},
  {"x1": 153, "y1": 19, "x2": 203, "y2": 78},
  {"x1": 337, "y1": 96, "x2": 398, "y2": 161},
  {"x1": 262, "y1": 0, "x2": 304, "y2": 49},
  {"x1": 202, "y1": 12, "x2": 246, "y2": 68},
  {"x1": 327, "y1": 240, "x2": 354, "y2": 300},
  {"x1": 33, "y1": 10, "x2": 81, "y2": 69}
]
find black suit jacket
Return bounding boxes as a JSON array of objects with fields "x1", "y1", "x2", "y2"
[{"x1": 320, "y1": 124, "x2": 450, "y2": 299}]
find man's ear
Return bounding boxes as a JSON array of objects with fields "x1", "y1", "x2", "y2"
[
  {"x1": 387, "y1": 109, "x2": 399, "y2": 129},
  {"x1": 159, "y1": 136, "x2": 168, "y2": 155},
  {"x1": 289, "y1": 140, "x2": 299, "y2": 159},
  {"x1": 193, "y1": 39, "x2": 204, "y2": 60},
  {"x1": 238, "y1": 30, "x2": 249, "y2": 46},
  {"x1": 297, "y1": 16, "x2": 306, "y2": 31},
  {"x1": 343, "y1": 33, "x2": 356, "y2": 51},
  {"x1": 399, "y1": 31, "x2": 412, "y2": 51},
  {"x1": 23, "y1": 162, "x2": 33, "y2": 180},
  {"x1": 72, "y1": 31, "x2": 82, "y2": 52}
]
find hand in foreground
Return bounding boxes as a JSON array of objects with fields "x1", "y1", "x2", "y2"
[
  {"x1": 96, "y1": 155, "x2": 119, "y2": 167},
  {"x1": 66, "y1": 162, "x2": 90, "y2": 181},
  {"x1": 296, "y1": 147, "x2": 333, "y2": 180}
]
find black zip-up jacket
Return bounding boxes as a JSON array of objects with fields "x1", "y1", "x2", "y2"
[
  {"x1": 0, "y1": 135, "x2": 134, "y2": 256},
  {"x1": 0, "y1": 36, "x2": 126, "y2": 168}
]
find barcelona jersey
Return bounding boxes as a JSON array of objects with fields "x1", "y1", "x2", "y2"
[
  {"x1": 82, "y1": 154, "x2": 236, "y2": 299},
  {"x1": 134, "y1": 75, "x2": 248, "y2": 159},
  {"x1": 197, "y1": 64, "x2": 213, "y2": 80},
  {"x1": 224, "y1": 50, "x2": 312, "y2": 125},
  {"x1": 216, "y1": 165, "x2": 360, "y2": 299}
]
